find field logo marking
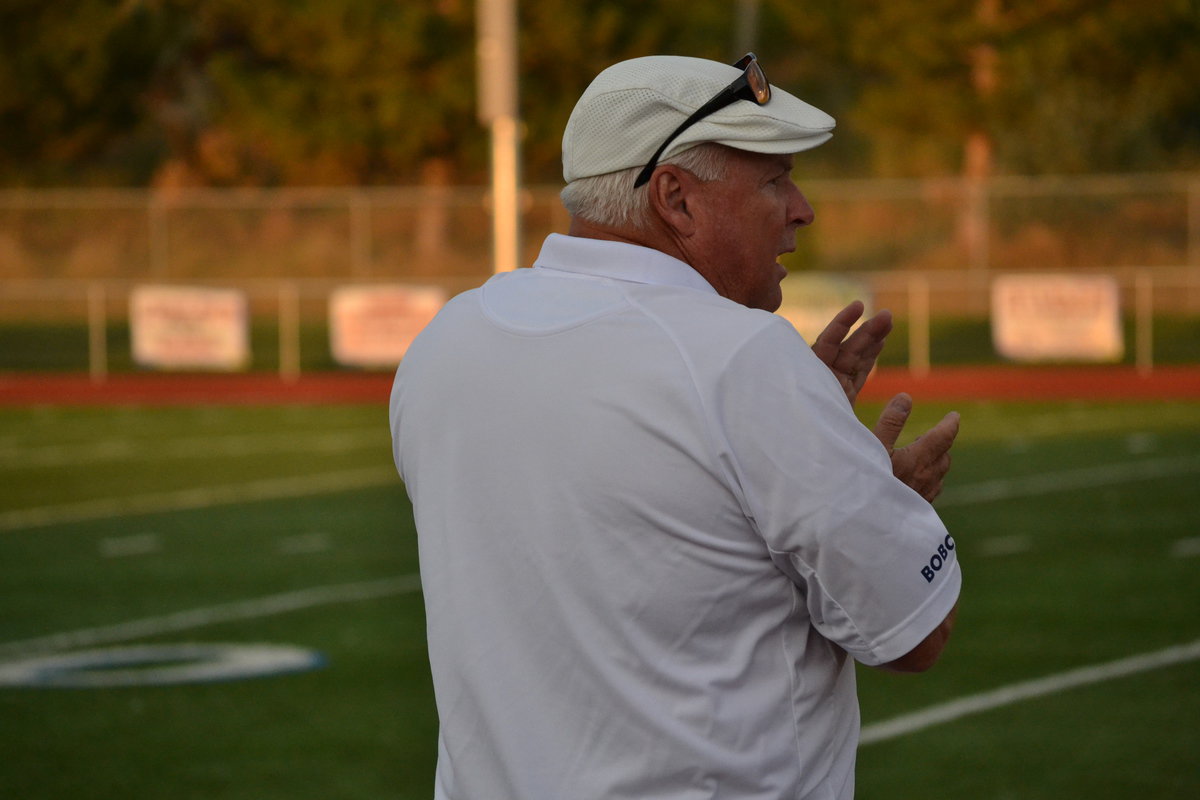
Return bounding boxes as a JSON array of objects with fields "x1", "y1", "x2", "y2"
[
  {"x1": 0, "y1": 643, "x2": 325, "y2": 688},
  {"x1": 4, "y1": 569, "x2": 1195, "y2": 745},
  {"x1": 0, "y1": 574, "x2": 421, "y2": 660},
  {"x1": 860, "y1": 637, "x2": 1200, "y2": 745}
]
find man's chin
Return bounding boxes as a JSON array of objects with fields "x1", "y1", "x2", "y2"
[{"x1": 758, "y1": 285, "x2": 784, "y2": 313}]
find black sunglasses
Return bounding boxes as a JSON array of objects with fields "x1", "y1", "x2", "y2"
[{"x1": 633, "y1": 53, "x2": 771, "y2": 189}]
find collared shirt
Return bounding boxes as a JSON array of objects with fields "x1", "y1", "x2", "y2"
[{"x1": 390, "y1": 233, "x2": 961, "y2": 800}]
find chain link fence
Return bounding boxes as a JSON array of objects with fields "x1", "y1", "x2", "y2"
[{"x1": 2, "y1": 174, "x2": 1198, "y2": 375}]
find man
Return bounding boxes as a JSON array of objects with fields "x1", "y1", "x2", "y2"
[{"x1": 391, "y1": 54, "x2": 961, "y2": 800}]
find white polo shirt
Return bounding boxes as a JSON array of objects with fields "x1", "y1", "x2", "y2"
[{"x1": 390, "y1": 233, "x2": 960, "y2": 800}]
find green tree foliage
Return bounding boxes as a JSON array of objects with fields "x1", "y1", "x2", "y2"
[
  {"x1": 995, "y1": 0, "x2": 1200, "y2": 174},
  {"x1": 0, "y1": 0, "x2": 177, "y2": 184},
  {"x1": 814, "y1": 0, "x2": 1200, "y2": 177},
  {"x1": 0, "y1": 0, "x2": 1196, "y2": 187},
  {"x1": 835, "y1": 0, "x2": 997, "y2": 177},
  {"x1": 170, "y1": 0, "x2": 479, "y2": 185},
  {"x1": 517, "y1": 0, "x2": 739, "y2": 181}
]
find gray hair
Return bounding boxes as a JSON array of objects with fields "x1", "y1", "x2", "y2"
[{"x1": 560, "y1": 143, "x2": 731, "y2": 229}]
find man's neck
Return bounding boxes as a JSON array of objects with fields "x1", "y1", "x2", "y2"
[{"x1": 567, "y1": 216, "x2": 690, "y2": 265}]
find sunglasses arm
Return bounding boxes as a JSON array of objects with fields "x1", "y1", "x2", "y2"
[{"x1": 632, "y1": 90, "x2": 740, "y2": 188}]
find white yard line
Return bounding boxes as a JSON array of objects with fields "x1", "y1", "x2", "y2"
[
  {"x1": 860, "y1": 638, "x2": 1200, "y2": 745},
  {"x1": 7, "y1": 454, "x2": 1191, "y2": 535},
  {"x1": 0, "y1": 466, "x2": 397, "y2": 533},
  {"x1": 5, "y1": 570, "x2": 1195, "y2": 750},
  {"x1": 0, "y1": 574, "x2": 422, "y2": 660},
  {"x1": 938, "y1": 455, "x2": 1200, "y2": 508},
  {"x1": 3, "y1": 453, "x2": 1197, "y2": 739},
  {"x1": 0, "y1": 428, "x2": 384, "y2": 469}
]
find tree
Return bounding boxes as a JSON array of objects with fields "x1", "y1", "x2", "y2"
[
  {"x1": 0, "y1": 0, "x2": 178, "y2": 185},
  {"x1": 516, "y1": 0, "x2": 738, "y2": 183},
  {"x1": 1, "y1": 0, "x2": 1196, "y2": 188},
  {"x1": 994, "y1": 0, "x2": 1200, "y2": 174},
  {"x1": 144, "y1": 0, "x2": 479, "y2": 187},
  {"x1": 794, "y1": 0, "x2": 1200, "y2": 178}
]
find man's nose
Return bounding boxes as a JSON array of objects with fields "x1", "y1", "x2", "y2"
[{"x1": 792, "y1": 188, "x2": 815, "y2": 228}]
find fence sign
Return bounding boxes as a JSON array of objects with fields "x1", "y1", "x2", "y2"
[
  {"x1": 991, "y1": 274, "x2": 1123, "y2": 362},
  {"x1": 130, "y1": 285, "x2": 249, "y2": 370},
  {"x1": 328, "y1": 285, "x2": 447, "y2": 368},
  {"x1": 776, "y1": 274, "x2": 873, "y2": 344}
]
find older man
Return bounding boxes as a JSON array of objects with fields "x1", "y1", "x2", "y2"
[{"x1": 391, "y1": 54, "x2": 961, "y2": 800}]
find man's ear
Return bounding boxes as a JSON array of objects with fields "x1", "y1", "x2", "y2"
[{"x1": 646, "y1": 165, "x2": 698, "y2": 237}]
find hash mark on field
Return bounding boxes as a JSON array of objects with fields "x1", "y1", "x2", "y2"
[
  {"x1": 0, "y1": 574, "x2": 422, "y2": 660},
  {"x1": 1124, "y1": 433, "x2": 1158, "y2": 454},
  {"x1": 977, "y1": 535, "x2": 1031, "y2": 557},
  {"x1": 99, "y1": 534, "x2": 160, "y2": 558},
  {"x1": 1169, "y1": 537, "x2": 1200, "y2": 558},
  {"x1": 278, "y1": 532, "x2": 332, "y2": 555},
  {"x1": 0, "y1": 466, "x2": 396, "y2": 533}
]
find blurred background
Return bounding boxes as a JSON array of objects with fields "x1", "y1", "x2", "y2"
[
  {"x1": 2, "y1": 3, "x2": 1199, "y2": 800},
  {"x1": 2, "y1": 0, "x2": 1199, "y2": 375}
]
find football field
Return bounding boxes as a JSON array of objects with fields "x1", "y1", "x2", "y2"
[{"x1": 1, "y1": 397, "x2": 1197, "y2": 799}]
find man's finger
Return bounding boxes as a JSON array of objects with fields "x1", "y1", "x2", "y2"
[
  {"x1": 873, "y1": 392, "x2": 913, "y2": 452},
  {"x1": 811, "y1": 301, "x2": 864, "y2": 356},
  {"x1": 919, "y1": 412, "x2": 961, "y2": 457},
  {"x1": 839, "y1": 309, "x2": 893, "y2": 357}
]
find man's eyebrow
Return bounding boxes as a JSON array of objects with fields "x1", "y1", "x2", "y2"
[{"x1": 767, "y1": 159, "x2": 794, "y2": 179}]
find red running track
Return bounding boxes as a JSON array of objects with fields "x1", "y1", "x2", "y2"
[{"x1": 2, "y1": 367, "x2": 1200, "y2": 406}]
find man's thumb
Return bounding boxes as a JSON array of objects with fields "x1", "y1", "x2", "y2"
[{"x1": 873, "y1": 392, "x2": 913, "y2": 452}]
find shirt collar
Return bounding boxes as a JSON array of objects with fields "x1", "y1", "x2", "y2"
[{"x1": 532, "y1": 233, "x2": 718, "y2": 296}]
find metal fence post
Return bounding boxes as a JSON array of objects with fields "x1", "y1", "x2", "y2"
[
  {"x1": 279, "y1": 281, "x2": 300, "y2": 382},
  {"x1": 148, "y1": 193, "x2": 168, "y2": 278},
  {"x1": 1135, "y1": 269, "x2": 1153, "y2": 375},
  {"x1": 909, "y1": 274, "x2": 931, "y2": 377},
  {"x1": 350, "y1": 191, "x2": 371, "y2": 278},
  {"x1": 1189, "y1": 181, "x2": 1200, "y2": 312},
  {"x1": 87, "y1": 282, "x2": 107, "y2": 383}
]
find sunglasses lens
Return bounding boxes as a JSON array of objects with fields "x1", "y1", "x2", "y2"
[{"x1": 747, "y1": 62, "x2": 770, "y2": 104}]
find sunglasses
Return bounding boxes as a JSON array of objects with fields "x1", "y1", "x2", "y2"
[{"x1": 633, "y1": 53, "x2": 771, "y2": 189}]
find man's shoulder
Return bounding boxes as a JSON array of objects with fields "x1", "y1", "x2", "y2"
[{"x1": 638, "y1": 287, "x2": 805, "y2": 352}]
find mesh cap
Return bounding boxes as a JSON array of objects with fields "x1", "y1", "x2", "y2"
[{"x1": 562, "y1": 55, "x2": 835, "y2": 183}]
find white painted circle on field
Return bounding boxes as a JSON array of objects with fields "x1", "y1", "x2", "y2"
[{"x1": 0, "y1": 643, "x2": 325, "y2": 688}]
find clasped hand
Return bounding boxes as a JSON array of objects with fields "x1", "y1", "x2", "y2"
[{"x1": 811, "y1": 301, "x2": 960, "y2": 502}]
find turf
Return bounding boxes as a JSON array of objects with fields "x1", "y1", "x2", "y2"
[
  {"x1": 3, "y1": 313, "x2": 1198, "y2": 372},
  {"x1": 0, "y1": 400, "x2": 1197, "y2": 799}
]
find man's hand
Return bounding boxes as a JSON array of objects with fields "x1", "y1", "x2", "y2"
[
  {"x1": 872, "y1": 393, "x2": 960, "y2": 502},
  {"x1": 811, "y1": 301, "x2": 892, "y2": 407}
]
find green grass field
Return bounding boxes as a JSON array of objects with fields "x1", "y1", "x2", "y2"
[
  {"x1": 1, "y1": 398, "x2": 1197, "y2": 799},
  {"x1": 3, "y1": 314, "x2": 1199, "y2": 372}
]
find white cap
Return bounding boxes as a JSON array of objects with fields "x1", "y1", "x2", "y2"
[{"x1": 562, "y1": 55, "x2": 836, "y2": 183}]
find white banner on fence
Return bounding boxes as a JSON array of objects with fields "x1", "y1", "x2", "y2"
[
  {"x1": 328, "y1": 285, "x2": 447, "y2": 368},
  {"x1": 130, "y1": 285, "x2": 249, "y2": 371},
  {"x1": 776, "y1": 273, "x2": 874, "y2": 344},
  {"x1": 991, "y1": 274, "x2": 1123, "y2": 362}
]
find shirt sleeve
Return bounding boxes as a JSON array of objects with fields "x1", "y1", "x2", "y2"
[{"x1": 712, "y1": 317, "x2": 961, "y2": 666}]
